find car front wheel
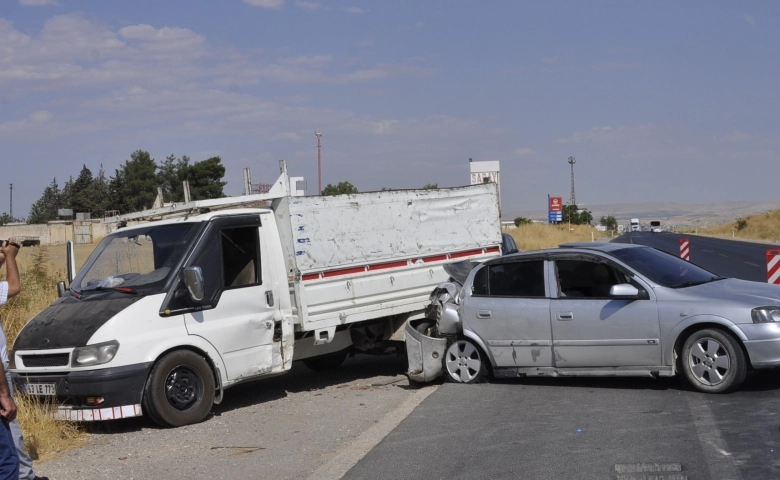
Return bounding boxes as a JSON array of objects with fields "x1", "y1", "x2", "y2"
[
  {"x1": 143, "y1": 350, "x2": 215, "y2": 427},
  {"x1": 681, "y1": 328, "x2": 747, "y2": 393},
  {"x1": 444, "y1": 339, "x2": 488, "y2": 384}
]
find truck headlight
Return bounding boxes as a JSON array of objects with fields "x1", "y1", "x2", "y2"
[
  {"x1": 71, "y1": 341, "x2": 119, "y2": 367},
  {"x1": 751, "y1": 307, "x2": 780, "y2": 324}
]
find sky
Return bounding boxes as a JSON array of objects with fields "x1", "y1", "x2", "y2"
[{"x1": 2, "y1": 1, "x2": 779, "y2": 219}]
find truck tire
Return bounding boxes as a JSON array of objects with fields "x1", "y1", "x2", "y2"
[
  {"x1": 444, "y1": 338, "x2": 488, "y2": 384},
  {"x1": 302, "y1": 350, "x2": 349, "y2": 371},
  {"x1": 681, "y1": 328, "x2": 747, "y2": 393},
  {"x1": 143, "y1": 350, "x2": 215, "y2": 427}
]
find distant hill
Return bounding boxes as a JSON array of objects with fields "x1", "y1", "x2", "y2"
[{"x1": 506, "y1": 201, "x2": 780, "y2": 229}]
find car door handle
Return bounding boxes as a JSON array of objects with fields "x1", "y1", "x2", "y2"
[
  {"x1": 557, "y1": 312, "x2": 574, "y2": 321},
  {"x1": 477, "y1": 310, "x2": 492, "y2": 319},
  {"x1": 265, "y1": 290, "x2": 274, "y2": 307}
]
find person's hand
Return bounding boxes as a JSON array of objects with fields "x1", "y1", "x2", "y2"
[
  {"x1": 0, "y1": 237, "x2": 19, "y2": 259},
  {"x1": 0, "y1": 393, "x2": 17, "y2": 422}
]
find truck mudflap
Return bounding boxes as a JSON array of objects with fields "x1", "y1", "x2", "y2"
[{"x1": 405, "y1": 319, "x2": 446, "y2": 383}]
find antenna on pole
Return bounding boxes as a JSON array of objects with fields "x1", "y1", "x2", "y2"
[
  {"x1": 9, "y1": 183, "x2": 12, "y2": 220},
  {"x1": 314, "y1": 131, "x2": 322, "y2": 195},
  {"x1": 568, "y1": 156, "x2": 576, "y2": 211}
]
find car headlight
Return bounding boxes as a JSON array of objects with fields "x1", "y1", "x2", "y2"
[
  {"x1": 751, "y1": 307, "x2": 780, "y2": 324},
  {"x1": 71, "y1": 341, "x2": 119, "y2": 367}
]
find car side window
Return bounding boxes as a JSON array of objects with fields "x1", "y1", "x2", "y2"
[
  {"x1": 556, "y1": 259, "x2": 622, "y2": 299},
  {"x1": 221, "y1": 227, "x2": 261, "y2": 288},
  {"x1": 472, "y1": 260, "x2": 545, "y2": 297}
]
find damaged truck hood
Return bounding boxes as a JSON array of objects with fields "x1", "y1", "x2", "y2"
[{"x1": 13, "y1": 294, "x2": 142, "y2": 350}]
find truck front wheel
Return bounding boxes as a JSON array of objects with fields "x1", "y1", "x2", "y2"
[{"x1": 143, "y1": 350, "x2": 215, "y2": 427}]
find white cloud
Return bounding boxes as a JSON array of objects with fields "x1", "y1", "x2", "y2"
[
  {"x1": 342, "y1": 7, "x2": 368, "y2": 14},
  {"x1": 20, "y1": 0, "x2": 58, "y2": 6},
  {"x1": 243, "y1": 0, "x2": 285, "y2": 8},
  {"x1": 295, "y1": 1, "x2": 327, "y2": 12},
  {"x1": 743, "y1": 14, "x2": 756, "y2": 27},
  {"x1": 272, "y1": 132, "x2": 303, "y2": 141},
  {"x1": 513, "y1": 147, "x2": 534, "y2": 157},
  {"x1": 715, "y1": 131, "x2": 755, "y2": 142}
]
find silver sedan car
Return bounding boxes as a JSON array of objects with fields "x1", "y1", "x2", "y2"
[{"x1": 405, "y1": 243, "x2": 780, "y2": 393}]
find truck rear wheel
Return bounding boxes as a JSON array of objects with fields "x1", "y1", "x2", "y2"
[{"x1": 143, "y1": 350, "x2": 215, "y2": 427}]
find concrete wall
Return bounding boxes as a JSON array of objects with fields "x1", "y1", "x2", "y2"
[{"x1": 0, "y1": 221, "x2": 110, "y2": 245}]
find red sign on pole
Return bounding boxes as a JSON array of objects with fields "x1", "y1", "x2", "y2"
[
  {"x1": 767, "y1": 250, "x2": 780, "y2": 285},
  {"x1": 550, "y1": 197, "x2": 563, "y2": 212},
  {"x1": 679, "y1": 238, "x2": 690, "y2": 261}
]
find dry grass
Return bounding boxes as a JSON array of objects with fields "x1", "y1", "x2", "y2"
[
  {"x1": 505, "y1": 223, "x2": 612, "y2": 251},
  {"x1": 1, "y1": 243, "x2": 97, "y2": 461},
  {"x1": 692, "y1": 209, "x2": 780, "y2": 244}
]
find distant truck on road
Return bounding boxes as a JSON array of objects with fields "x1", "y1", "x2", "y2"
[
  {"x1": 630, "y1": 218, "x2": 640, "y2": 232},
  {"x1": 650, "y1": 221, "x2": 661, "y2": 233}
]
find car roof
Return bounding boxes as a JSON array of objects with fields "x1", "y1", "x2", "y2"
[
  {"x1": 558, "y1": 242, "x2": 646, "y2": 252},
  {"x1": 490, "y1": 241, "x2": 646, "y2": 263}
]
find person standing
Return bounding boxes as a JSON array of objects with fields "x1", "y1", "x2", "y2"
[{"x1": 0, "y1": 239, "x2": 47, "y2": 480}]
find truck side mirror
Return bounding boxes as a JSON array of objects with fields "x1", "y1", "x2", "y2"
[
  {"x1": 57, "y1": 281, "x2": 66, "y2": 298},
  {"x1": 183, "y1": 266, "x2": 205, "y2": 302}
]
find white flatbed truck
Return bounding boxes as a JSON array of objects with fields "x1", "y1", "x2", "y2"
[{"x1": 10, "y1": 161, "x2": 502, "y2": 426}]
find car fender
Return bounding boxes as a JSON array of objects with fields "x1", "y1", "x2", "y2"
[
  {"x1": 462, "y1": 327, "x2": 497, "y2": 367},
  {"x1": 136, "y1": 335, "x2": 227, "y2": 393},
  {"x1": 663, "y1": 314, "x2": 747, "y2": 366}
]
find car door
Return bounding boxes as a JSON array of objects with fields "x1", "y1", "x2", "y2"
[
  {"x1": 183, "y1": 215, "x2": 277, "y2": 382},
  {"x1": 461, "y1": 257, "x2": 554, "y2": 367},
  {"x1": 549, "y1": 253, "x2": 661, "y2": 367}
]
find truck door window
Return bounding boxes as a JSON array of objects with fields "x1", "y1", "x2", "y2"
[{"x1": 221, "y1": 227, "x2": 261, "y2": 288}]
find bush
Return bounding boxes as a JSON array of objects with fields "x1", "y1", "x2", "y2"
[{"x1": 736, "y1": 218, "x2": 748, "y2": 231}]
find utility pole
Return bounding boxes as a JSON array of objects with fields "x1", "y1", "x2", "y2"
[
  {"x1": 9, "y1": 183, "x2": 12, "y2": 220},
  {"x1": 314, "y1": 131, "x2": 322, "y2": 195},
  {"x1": 568, "y1": 156, "x2": 576, "y2": 226}
]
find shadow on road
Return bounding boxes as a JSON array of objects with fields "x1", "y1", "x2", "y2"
[{"x1": 83, "y1": 353, "x2": 408, "y2": 435}]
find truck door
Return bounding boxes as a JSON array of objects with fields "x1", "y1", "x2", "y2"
[{"x1": 183, "y1": 216, "x2": 277, "y2": 382}]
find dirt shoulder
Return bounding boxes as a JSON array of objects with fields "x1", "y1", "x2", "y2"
[{"x1": 36, "y1": 355, "x2": 428, "y2": 480}]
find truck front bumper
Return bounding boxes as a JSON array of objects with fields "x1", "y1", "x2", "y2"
[
  {"x1": 405, "y1": 319, "x2": 447, "y2": 383},
  {"x1": 11, "y1": 362, "x2": 153, "y2": 421}
]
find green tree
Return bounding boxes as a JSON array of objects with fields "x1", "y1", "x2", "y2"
[
  {"x1": 70, "y1": 164, "x2": 94, "y2": 214},
  {"x1": 28, "y1": 178, "x2": 61, "y2": 224},
  {"x1": 185, "y1": 156, "x2": 226, "y2": 200},
  {"x1": 87, "y1": 164, "x2": 111, "y2": 217},
  {"x1": 107, "y1": 169, "x2": 132, "y2": 214},
  {"x1": 563, "y1": 205, "x2": 593, "y2": 226},
  {"x1": 157, "y1": 154, "x2": 191, "y2": 202},
  {"x1": 422, "y1": 183, "x2": 438, "y2": 190},
  {"x1": 514, "y1": 217, "x2": 533, "y2": 226},
  {"x1": 322, "y1": 181, "x2": 359, "y2": 196},
  {"x1": 122, "y1": 150, "x2": 158, "y2": 211},
  {"x1": 599, "y1": 215, "x2": 617, "y2": 231}
]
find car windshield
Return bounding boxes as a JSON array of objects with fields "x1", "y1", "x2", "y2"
[
  {"x1": 609, "y1": 246, "x2": 722, "y2": 288},
  {"x1": 72, "y1": 223, "x2": 200, "y2": 295}
]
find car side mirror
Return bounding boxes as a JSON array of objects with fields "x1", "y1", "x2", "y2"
[
  {"x1": 610, "y1": 283, "x2": 646, "y2": 300},
  {"x1": 183, "y1": 266, "x2": 205, "y2": 302}
]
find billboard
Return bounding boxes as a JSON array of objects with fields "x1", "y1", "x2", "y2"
[{"x1": 548, "y1": 196, "x2": 563, "y2": 223}]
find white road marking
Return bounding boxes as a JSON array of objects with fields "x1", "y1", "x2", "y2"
[
  {"x1": 719, "y1": 253, "x2": 729, "y2": 258},
  {"x1": 306, "y1": 384, "x2": 439, "y2": 480},
  {"x1": 744, "y1": 261, "x2": 760, "y2": 267},
  {"x1": 685, "y1": 395, "x2": 742, "y2": 480}
]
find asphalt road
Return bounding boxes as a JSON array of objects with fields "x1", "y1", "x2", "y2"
[
  {"x1": 344, "y1": 373, "x2": 780, "y2": 479},
  {"x1": 612, "y1": 232, "x2": 778, "y2": 282}
]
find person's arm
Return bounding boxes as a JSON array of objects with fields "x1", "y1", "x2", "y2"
[
  {"x1": 0, "y1": 239, "x2": 20, "y2": 298},
  {"x1": 0, "y1": 362, "x2": 17, "y2": 422}
]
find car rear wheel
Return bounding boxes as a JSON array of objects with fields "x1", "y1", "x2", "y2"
[
  {"x1": 143, "y1": 350, "x2": 215, "y2": 427},
  {"x1": 444, "y1": 339, "x2": 488, "y2": 383},
  {"x1": 681, "y1": 329, "x2": 746, "y2": 393}
]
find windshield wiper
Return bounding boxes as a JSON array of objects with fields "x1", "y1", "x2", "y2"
[
  {"x1": 672, "y1": 276, "x2": 723, "y2": 289},
  {"x1": 81, "y1": 286, "x2": 137, "y2": 295}
]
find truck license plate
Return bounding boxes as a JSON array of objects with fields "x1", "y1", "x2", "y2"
[{"x1": 24, "y1": 383, "x2": 56, "y2": 396}]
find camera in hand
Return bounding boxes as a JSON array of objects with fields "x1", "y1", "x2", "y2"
[{"x1": 0, "y1": 240, "x2": 21, "y2": 249}]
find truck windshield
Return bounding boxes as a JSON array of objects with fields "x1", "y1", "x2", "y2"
[{"x1": 72, "y1": 223, "x2": 200, "y2": 295}]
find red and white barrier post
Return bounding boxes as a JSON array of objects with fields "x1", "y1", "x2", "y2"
[
  {"x1": 679, "y1": 238, "x2": 690, "y2": 262},
  {"x1": 767, "y1": 249, "x2": 780, "y2": 285}
]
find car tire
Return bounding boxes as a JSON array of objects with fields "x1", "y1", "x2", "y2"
[
  {"x1": 302, "y1": 350, "x2": 349, "y2": 371},
  {"x1": 143, "y1": 350, "x2": 215, "y2": 427},
  {"x1": 444, "y1": 338, "x2": 489, "y2": 384},
  {"x1": 681, "y1": 328, "x2": 747, "y2": 393}
]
